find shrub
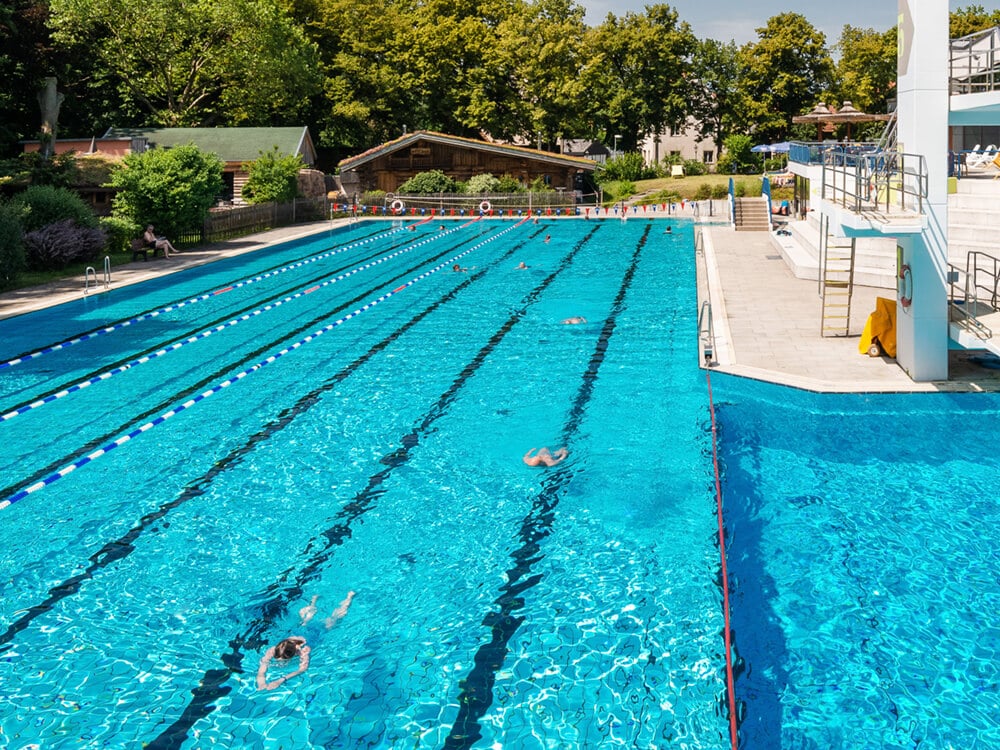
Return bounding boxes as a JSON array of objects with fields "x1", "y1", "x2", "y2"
[
  {"x1": 694, "y1": 183, "x2": 713, "y2": 200},
  {"x1": 397, "y1": 170, "x2": 458, "y2": 194},
  {"x1": 597, "y1": 152, "x2": 648, "y2": 183},
  {"x1": 110, "y1": 143, "x2": 224, "y2": 238},
  {"x1": 716, "y1": 153, "x2": 738, "y2": 175},
  {"x1": 601, "y1": 179, "x2": 636, "y2": 204},
  {"x1": 0, "y1": 202, "x2": 26, "y2": 289},
  {"x1": 465, "y1": 173, "x2": 501, "y2": 194},
  {"x1": 496, "y1": 174, "x2": 524, "y2": 193},
  {"x1": 242, "y1": 146, "x2": 304, "y2": 204},
  {"x1": 683, "y1": 159, "x2": 708, "y2": 176},
  {"x1": 23, "y1": 219, "x2": 106, "y2": 270},
  {"x1": 16, "y1": 151, "x2": 79, "y2": 187},
  {"x1": 711, "y1": 184, "x2": 730, "y2": 199},
  {"x1": 100, "y1": 215, "x2": 142, "y2": 255},
  {"x1": 13, "y1": 185, "x2": 98, "y2": 232}
]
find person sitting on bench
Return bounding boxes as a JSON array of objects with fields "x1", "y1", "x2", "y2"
[{"x1": 144, "y1": 225, "x2": 178, "y2": 258}]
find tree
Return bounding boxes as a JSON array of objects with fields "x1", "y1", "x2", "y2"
[
  {"x1": 950, "y1": 5, "x2": 1000, "y2": 38},
  {"x1": 737, "y1": 13, "x2": 835, "y2": 142},
  {"x1": 836, "y1": 25, "x2": 897, "y2": 116},
  {"x1": 689, "y1": 38, "x2": 742, "y2": 159},
  {"x1": 582, "y1": 4, "x2": 697, "y2": 151},
  {"x1": 471, "y1": 0, "x2": 589, "y2": 145},
  {"x1": 48, "y1": 0, "x2": 322, "y2": 126},
  {"x1": 109, "y1": 144, "x2": 223, "y2": 237},
  {"x1": 242, "y1": 147, "x2": 304, "y2": 204}
]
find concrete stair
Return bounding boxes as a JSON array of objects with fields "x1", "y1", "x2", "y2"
[
  {"x1": 948, "y1": 177, "x2": 1000, "y2": 267},
  {"x1": 734, "y1": 197, "x2": 770, "y2": 231}
]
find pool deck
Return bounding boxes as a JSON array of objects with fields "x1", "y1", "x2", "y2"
[{"x1": 3, "y1": 216, "x2": 1000, "y2": 393}]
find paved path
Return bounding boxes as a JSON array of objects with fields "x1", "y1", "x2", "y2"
[
  {"x1": 0, "y1": 220, "x2": 339, "y2": 321},
  {"x1": 701, "y1": 225, "x2": 1000, "y2": 392}
]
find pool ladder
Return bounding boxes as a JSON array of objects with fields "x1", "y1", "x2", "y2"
[{"x1": 85, "y1": 256, "x2": 111, "y2": 295}]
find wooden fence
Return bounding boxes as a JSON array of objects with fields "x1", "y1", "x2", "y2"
[{"x1": 174, "y1": 197, "x2": 330, "y2": 247}]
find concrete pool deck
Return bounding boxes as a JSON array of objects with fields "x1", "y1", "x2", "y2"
[{"x1": 3, "y1": 216, "x2": 1000, "y2": 393}]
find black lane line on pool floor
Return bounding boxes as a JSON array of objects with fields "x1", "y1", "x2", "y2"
[
  {"x1": 0, "y1": 227, "x2": 541, "y2": 652},
  {"x1": 1, "y1": 239, "x2": 413, "y2": 414},
  {"x1": 0, "y1": 232, "x2": 495, "y2": 501},
  {"x1": 0, "y1": 224, "x2": 397, "y2": 368},
  {"x1": 142, "y1": 226, "x2": 602, "y2": 750},
  {"x1": 0, "y1": 229, "x2": 542, "y2": 654},
  {"x1": 443, "y1": 223, "x2": 651, "y2": 750}
]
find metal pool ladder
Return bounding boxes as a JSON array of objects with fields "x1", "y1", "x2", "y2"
[{"x1": 84, "y1": 256, "x2": 112, "y2": 295}]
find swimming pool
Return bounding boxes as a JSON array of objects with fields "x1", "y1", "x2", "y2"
[
  {"x1": 5, "y1": 216, "x2": 996, "y2": 749},
  {"x1": 0, "y1": 218, "x2": 727, "y2": 749}
]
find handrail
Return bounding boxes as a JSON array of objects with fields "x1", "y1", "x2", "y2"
[
  {"x1": 698, "y1": 300, "x2": 715, "y2": 365},
  {"x1": 761, "y1": 175, "x2": 773, "y2": 231},
  {"x1": 820, "y1": 147, "x2": 927, "y2": 216},
  {"x1": 950, "y1": 25, "x2": 1000, "y2": 94},
  {"x1": 102, "y1": 256, "x2": 111, "y2": 289},
  {"x1": 83, "y1": 267, "x2": 97, "y2": 295},
  {"x1": 950, "y1": 251, "x2": 1000, "y2": 339}
]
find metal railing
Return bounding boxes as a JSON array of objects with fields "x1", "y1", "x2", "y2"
[
  {"x1": 821, "y1": 146, "x2": 927, "y2": 215},
  {"x1": 950, "y1": 26, "x2": 1000, "y2": 95},
  {"x1": 949, "y1": 251, "x2": 1000, "y2": 339}
]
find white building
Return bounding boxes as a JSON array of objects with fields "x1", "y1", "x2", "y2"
[{"x1": 638, "y1": 119, "x2": 717, "y2": 170}]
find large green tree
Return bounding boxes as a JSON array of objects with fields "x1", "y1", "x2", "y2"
[
  {"x1": 689, "y1": 38, "x2": 742, "y2": 159},
  {"x1": 835, "y1": 25, "x2": 897, "y2": 116},
  {"x1": 582, "y1": 4, "x2": 697, "y2": 151},
  {"x1": 738, "y1": 13, "x2": 835, "y2": 142},
  {"x1": 475, "y1": 0, "x2": 590, "y2": 146},
  {"x1": 48, "y1": 0, "x2": 322, "y2": 127}
]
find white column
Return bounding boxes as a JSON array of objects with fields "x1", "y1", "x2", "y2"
[{"x1": 894, "y1": 0, "x2": 949, "y2": 381}]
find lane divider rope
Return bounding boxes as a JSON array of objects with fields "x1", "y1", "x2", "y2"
[
  {"x1": 707, "y1": 371, "x2": 740, "y2": 750},
  {"x1": 1, "y1": 224, "x2": 482, "y2": 423},
  {"x1": 0, "y1": 225, "x2": 412, "y2": 370},
  {"x1": 0, "y1": 220, "x2": 526, "y2": 511}
]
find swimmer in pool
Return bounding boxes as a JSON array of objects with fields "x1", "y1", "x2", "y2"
[
  {"x1": 561, "y1": 316, "x2": 586, "y2": 324},
  {"x1": 523, "y1": 447, "x2": 568, "y2": 467},
  {"x1": 256, "y1": 591, "x2": 355, "y2": 691},
  {"x1": 516, "y1": 261, "x2": 528, "y2": 269}
]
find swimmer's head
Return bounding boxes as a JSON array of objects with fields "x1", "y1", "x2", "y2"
[{"x1": 275, "y1": 637, "x2": 305, "y2": 659}]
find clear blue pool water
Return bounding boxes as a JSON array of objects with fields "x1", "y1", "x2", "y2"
[
  {"x1": 716, "y1": 376, "x2": 1000, "y2": 749},
  {"x1": 0, "y1": 218, "x2": 725, "y2": 749},
  {"x1": 3, "y1": 217, "x2": 997, "y2": 750}
]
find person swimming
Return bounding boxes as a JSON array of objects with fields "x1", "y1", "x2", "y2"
[
  {"x1": 561, "y1": 316, "x2": 586, "y2": 324},
  {"x1": 523, "y1": 447, "x2": 568, "y2": 467},
  {"x1": 256, "y1": 591, "x2": 355, "y2": 691}
]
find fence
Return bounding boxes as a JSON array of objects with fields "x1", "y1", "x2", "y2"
[
  {"x1": 356, "y1": 191, "x2": 596, "y2": 215},
  {"x1": 174, "y1": 197, "x2": 330, "y2": 247}
]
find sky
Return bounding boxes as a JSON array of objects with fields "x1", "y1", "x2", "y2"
[{"x1": 579, "y1": 1, "x2": 970, "y2": 46}]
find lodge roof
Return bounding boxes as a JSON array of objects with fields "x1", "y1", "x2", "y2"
[{"x1": 338, "y1": 131, "x2": 597, "y2": 171}]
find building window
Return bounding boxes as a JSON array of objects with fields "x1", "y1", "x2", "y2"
[{"x1": 703, "y1": 151, "x2": 714, "y2": 163}]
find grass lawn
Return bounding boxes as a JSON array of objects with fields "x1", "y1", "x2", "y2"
[{"x1": 632, "y1": 173, "x2": 793, "y2": 202}]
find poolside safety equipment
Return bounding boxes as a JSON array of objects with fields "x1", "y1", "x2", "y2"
[
  {"x1": 390, "y1": 199, "x2": 405, "y2": 214},
  {"x1": 898, "y1": 263, "x2": 913, "y2": 309},
  {"x1": 479, "y1": 200, "x2": 492, "y2": 214}
]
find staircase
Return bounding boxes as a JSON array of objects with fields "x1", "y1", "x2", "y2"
[
  {"x1": 948, "y1": 177, "x2": 1000, "y2": 266},
  {"x1": 733, "y1": 197, "x2": 770, "y2": 231}
]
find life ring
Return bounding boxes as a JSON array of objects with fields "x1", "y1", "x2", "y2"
[
  {"x1": 390, "y1": 199, "x2": 405, "y2": 214},
  {"x1": 479, "y1": 200, "x2": 492, "y2": 213},
  {"x1": 899, "y1": 263, "x2": 913, "y2": 309}
]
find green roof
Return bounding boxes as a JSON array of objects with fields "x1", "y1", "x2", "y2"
[{"x1": 103, "y1": 126, "x2": 316, "y2": 165}]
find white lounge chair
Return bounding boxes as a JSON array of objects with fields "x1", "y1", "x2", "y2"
[{"x1": 969, "y1": 144, "x2": 997, "y2": 168}]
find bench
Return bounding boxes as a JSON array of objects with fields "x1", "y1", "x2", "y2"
[{"x1": 130, "y1": 238, "x2": 165, "y2": 261}]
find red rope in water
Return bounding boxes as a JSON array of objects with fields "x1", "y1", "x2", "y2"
[{"x1": 706, "y1": 371, "x2": 739, "y2": 750}]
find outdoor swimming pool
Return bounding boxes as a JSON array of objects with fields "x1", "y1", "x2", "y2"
[
  {"x1": 0, "y1": 217, "x2": 726, "y2": 749},
  {"x1": 1, "y1": 216, "x2": 997, "y2": 749}
]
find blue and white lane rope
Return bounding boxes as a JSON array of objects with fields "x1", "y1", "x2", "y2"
[
  {"x1": 0, "y1": 218, "x2": 524, "y2": 511},
  {"x1": 0, "y1": 226, "x2": 412, "y2": 371},
  {"x1": 1, "y1": 223, "x2": 479, "y2": 423}
]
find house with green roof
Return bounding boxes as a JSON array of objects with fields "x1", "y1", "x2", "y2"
[{"x1": 103, "y1": 126, "x2": 318, "y2": 204}]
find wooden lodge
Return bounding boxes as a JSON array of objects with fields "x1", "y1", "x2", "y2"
[{"x1": 337, "y1": 131, "x2": 597, "y2": 195}]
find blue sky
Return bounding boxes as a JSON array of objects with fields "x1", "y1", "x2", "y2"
[{"x1": 579, "y1": 1, "x2": 969, "y2": 46}]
